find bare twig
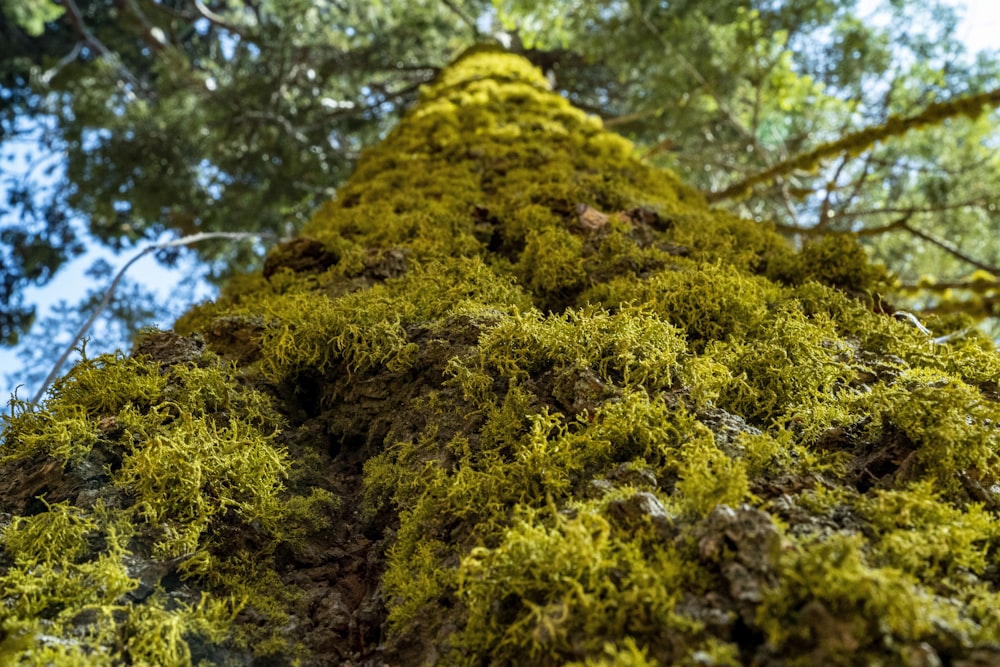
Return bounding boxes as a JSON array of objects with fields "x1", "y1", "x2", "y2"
[
  {"x1": 191, "y1": 0, "x2": 248, "y2": 37},
  {"x1": 30, "y1": 231, "x2": 273, "y2": 405},
  {"x1": 899, "y1": 220, "x2": 1000, "y2": 274},
  {"x1": 38, "y1": 42, "x2": 83, "y2": 85}
]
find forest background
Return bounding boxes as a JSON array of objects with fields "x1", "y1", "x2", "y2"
[{"x1": 2, "y1": 0, "x2": 1000, "y2": 401}]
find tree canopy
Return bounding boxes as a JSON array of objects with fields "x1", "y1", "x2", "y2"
[{"x1": 2, "y1": 0, "x2": 1000, "y2": 383}]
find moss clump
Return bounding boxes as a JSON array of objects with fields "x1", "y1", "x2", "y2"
[
  {"x1": 854, "y1": 368, "x2": 1000, "y2": 500},
  {"x1": 454, "y1": 505, "x2": 690, "y2": 665},
  {"x1": 0, "y1": 348, "x2": 324, "y2": 662},
  {"x1": 0, "y1": 498, "x2": 241, "y2": 665},
  {"x1": 583, "y1": 261, "x2": 781, "y2": 351},
  {"x1": 857, "y1": 481, "x2": 999, "y2": 578},
  {"x1": 766, "y1": 233, "x2": 892, "y2": 295},
  {"x1": 706, "y1": 305, "x2": 853, "y2": 426}
]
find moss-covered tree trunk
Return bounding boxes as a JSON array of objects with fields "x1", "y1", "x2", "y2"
[{"x1": 4, "y1": 48, "x2": 1000, "y2": 666}]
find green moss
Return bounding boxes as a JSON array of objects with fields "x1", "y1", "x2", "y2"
[
  {"x1": 856, "y1": 481, "x2": 999, "y2": 579},
  {"x1": 114, "y1": 406, "x2": 288, "y2": 559},
  {"x1": 0, "y1": 346, "x2": 323, "y2": 663},
  {"x1": 0, "y1": 500, "x2": 135, "y2": 618},
  {"x1": 207, "y1": 257, "x2": 532, "y2": 383},
  {"x1": 564, "y1": 638, "x2": 660, "y2": 667},
  {"x1": 0, "y1": 404, "x2": 98, "y2": 463},
  {"x1": 676, "y1": 438, "x2": 749, "y2": 516},
  {"x1": 0, "y1": 499, "x2": 241, "y2": 666},
  {"x1": 858, "y1": 367, "x2": 1000, "y2": 498},
  {"x1": 766, "y1": 234, "x2": 891, "y2": 295},
  {"x1": 2, "y1": 352, "x2": 168, "y2": 463},
  {"x1": 516, "y1": 226, "x2": 587, "y2": 296},
  {"x1": 46, "y1": 351, "x2": 169, "y2": 416},
  {"x1": 583, "y1": 262, "x2": 780, "y2": 350},
  {"x1": 707, "y1": 306, "x2": 854, "y2": 425},
  {"x1": 10, "y1": 48, "x2": 1000, "y2": 666},
  {"x1": 471, "y1": 306, "x2": 686, "y2": 390},
  {"x1": 759, "y1": 532, "x2": 986, "y2": 665},
  {"x1": 453, "y1": 505, "x2": 688, "y2": 666}
]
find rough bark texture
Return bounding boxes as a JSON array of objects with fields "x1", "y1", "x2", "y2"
[{"x1": 3, "y1": 48, "x2": 1000, "y2": 667}]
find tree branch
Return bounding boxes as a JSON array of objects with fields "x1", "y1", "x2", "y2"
[
  {"x1": 191, "y1": 0, "x2": 248, "y2": 38},
  {"x1": 899, "y1": 220, "x2": 1000, "y2": 274},
  {"x1": 838, "y1": 197, "x2": 990, "y2": 219},
  {"x1": 771, "y1": 216, "x2": 909, "y2": 237},
  {"x1": 60, "y1": 0, "x2": 143, "y2": 91},
  {"x1": 706, "y1": 86, "x2": 1000, "y2": 204},
  {"x1": 440, "y1": 0, "x2": 479, "y2": 36}
]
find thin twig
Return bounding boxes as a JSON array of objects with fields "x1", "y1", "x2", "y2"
[
  {"x1": 440, "y1": 0, "x2": 479, "y2": 35},
  {"x1": 191, "y1": 0, "x2": 248, "y2": 37},
  {"x1": 900, "y1": 221, "x2": 1000, "y2": 274},
  {"x1": 30, "y1": 231, "x2": 272, "y2": 405},
  {"x1": 38, "y1": 42, "x2": 83, "y2": 85}
]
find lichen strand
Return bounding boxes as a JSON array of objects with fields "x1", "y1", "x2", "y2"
[{"x1": 6, "y1": 49, "x2": 1000, "y2": 666}]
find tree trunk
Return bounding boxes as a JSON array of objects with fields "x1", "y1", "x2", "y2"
[{"x1": 3, "y1": 47, "x2": 1000, "y2": 666}]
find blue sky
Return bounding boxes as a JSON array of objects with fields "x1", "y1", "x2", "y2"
[{"x1": 3, "y1": 0, "x2": 999, "y2": 403}]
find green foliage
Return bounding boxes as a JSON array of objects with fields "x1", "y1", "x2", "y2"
[
  {"x1": 676, "y1": 438, "x2": 750, "y2": 516},
  {"x1": 0, "y1": 0, "x2": 63, "y2": 36},
  {"x1": 218, "y1": 257, "x2": 532, "y2": 382}
]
